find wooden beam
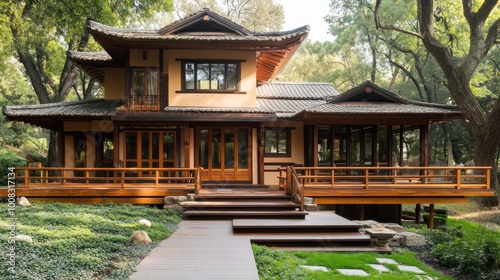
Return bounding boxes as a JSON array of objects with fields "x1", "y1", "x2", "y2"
[
  {"x1": 428, "y1": 204, "x2": 435, "y2": 229},
  {"x1": 57, "y1": 124, "x2": 64, "y2": 167},
  {"x1": 313, "y1": 197, "x2": 469, "y2": 204}
]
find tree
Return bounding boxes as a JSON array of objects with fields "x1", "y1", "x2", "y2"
[
  {"x1": 374, "y1": 0, "x2": 500, "y2": 200},
  {"x1": 174, "y1": 0, "x2": 284, "y2": 32},
  {"x1": 3, "y1": 0, "x2": 173, "y2": 165}
]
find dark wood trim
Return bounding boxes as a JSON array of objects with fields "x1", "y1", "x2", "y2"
[
  {"x1": 159, "y1": 49, "x2": 168, "y2": 108},
  {"x1": 421, "y1": 124, "x2": 429, "y2": 167},
  {"x1": 183, "y1": 122, "x2": 190, "y2": 168},
  {"x1": 57, "y1": 124, "x2": 64, "y2": 167},
  {"x1": 388, "y1": 125, "x2": 393, "y2": 167},
  {"x1": 175, "y1": 58, "x2": 247, "y2": 62},
  {"x1": 259, "y1": 125, "x2": 264, "y2": 184},
  {"x1": 175, "y1": 90, "x2": 246, "y2": 94},
  {"x1": 125, "y1": 49, "x2": 131, "y2": 103},
  {"x1": 399, "y1": 125, "x2": 404, "y2": 166},
  {"x1": 113, "y1": 123, "x2": 119, "y2": 166}
]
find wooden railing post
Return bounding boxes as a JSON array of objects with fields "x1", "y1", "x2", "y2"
[
  {"x1": 155, "y1": 170, "x2": 159, "y2": 189},
  {"x1": 121, "y1": 168, "x2": 125, "y2": 189},
  {"x1": 486, "y1": 168, "x2": 491, "y2": 189},
  {"x1": 331, "y1": 168, "x2": 335, "y2": 189},
  {"x1": 25, "y1": 168, "x2": 30, "y2": 188},
  {"x1": 456, "y1": 168, "x2": 461, "y2": 189},
  {"x1": 285, "y1": 166, "x2": 292, "y2": 195},
  {"x1": 364, "y1": 169, "x2": 369, "y2": 189}
]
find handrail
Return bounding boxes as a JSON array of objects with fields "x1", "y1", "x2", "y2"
[
  {"x1": 278, "y1": 166, "x2": 492, "y2": 191},
  {"x1": 286, "y1": 166, "x2": 304, "y2": 211},
  {"x1": 14, "y1": 167, "x2": 200, "y2": 189}
]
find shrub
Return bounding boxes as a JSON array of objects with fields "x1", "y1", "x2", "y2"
[{"x1": 0, "y1": 149, "x2": 26, "y2": 186}]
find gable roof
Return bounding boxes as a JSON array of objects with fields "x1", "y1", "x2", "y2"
[
  {"x1": 69, "y1": 9, "x2": 308, "y2": 84},
  {"x1": 158, "y1": 8, "x2": 251, "y2": 36},
  {"x1": 328, "y1": 80, "x2": 410, "y2": 103}
]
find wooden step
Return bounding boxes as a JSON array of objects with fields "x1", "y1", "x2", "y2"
[
  {"x1": 274, "y1": 246, "x2": 391, "y2": 253},
  {"x1": 183, "y1": 210, "x2": 308, "y2": 220},
  {"x1": 194, "y1": 192, "x2": 291, "y2": 201},
  {"x1": 182, "y1": 201, "x2": 299, "y2": 211},
  {"x1": 245, "y1": 232, "x2": 371, "y2": 247},
  {"x1": 232, "y1": 212, "x2": 362, "y2": 233}
]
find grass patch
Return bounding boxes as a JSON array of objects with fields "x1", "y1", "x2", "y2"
[
  {"x1": 253, "y1": 245, "x2": 451, "y2": 280},
  {"x1": 0, "y1": 202, "x2": 181, "y2": 279}
]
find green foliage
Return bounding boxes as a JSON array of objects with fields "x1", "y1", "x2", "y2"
[
  {"x1": 0, "y1": 149, "x2": 25, "y2": 185},
  {"x1": 0, "y1": 203, "x2": 181, "y2": 280},
  {"x1": 252, "y1": 244, "x2": 307, "y2": 280}
]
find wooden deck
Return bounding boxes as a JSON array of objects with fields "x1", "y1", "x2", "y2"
[{"x1": 129, "y1": 212, "x2": 382, "y2": 280}]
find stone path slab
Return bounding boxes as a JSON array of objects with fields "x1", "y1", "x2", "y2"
[
  {"x1": 337, "y1": 269, "x2": 369, "y2": 276},
  {"x1": 369, "y1": 264, "x2": 391, "y2": 272},
  {"x1": 398, "y1": 265, "x2": 427, "y2": 274}
]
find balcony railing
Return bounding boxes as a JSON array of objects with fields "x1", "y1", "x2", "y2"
[
  {"x1": 13, "y1": 167, "x2": 202, "y2": 191},
  {"x1": 127, "y1": 95, "x2": 167, "y2": 111},
  {"x1": 279, "y1": 166, "x2": 492, "y2": 193}
]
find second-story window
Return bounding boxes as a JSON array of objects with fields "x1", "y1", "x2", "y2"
[
  {"x1": 182, "y1": 61, "x2": 239, "y2": 92},
  {"x1": 132, "y1": 69, "x2": 159, "y2": 107}
]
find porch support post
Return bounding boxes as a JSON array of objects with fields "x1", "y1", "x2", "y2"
[
  {"x1": 113, "y1": 123, "x2": 119, "y2": 166},
  {"x1": 421, "y1": 124, "x2": 429, "y2": 167},
  {"x1": 415, "y1": 204, "x2": 421, "y2": 224},
  {"x1": 258, "y1": 124, "x2": 264, "y2": 185},
  {"x1": 183, "y1": 122, "x2": 190, "y2": 167},
  {"x1": 428, "y1": 204, "x2": 435, "y2": 229},
  {"x1": 57, "y1": 124, "x2": 64, "y2": 167}
]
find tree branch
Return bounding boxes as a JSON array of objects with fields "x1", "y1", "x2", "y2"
[{"x1": 374, "y1": 0, "x2": 423, "y2": 39}]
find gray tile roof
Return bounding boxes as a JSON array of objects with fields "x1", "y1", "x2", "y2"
[
  {"x1": 67, "y1": 51, "x2": 112, "y2": 62},
  {"x1": 257, "y1": 82, "x2": 340, "y2": 100},
  {"x1": 89, "y1": 20, "x2": 309, "y2": 42},
  {"x1": 301, "y1": 102, "x2": 461, "y2": 115},
  {"x1": 3, "y1": 99, "x2": 123, "y2": 117}
]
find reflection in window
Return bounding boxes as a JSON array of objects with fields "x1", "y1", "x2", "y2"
[
  {"x1": 264, "y1": 128, "x2": 290, "y2": 156},
  {"x1": 183, "y1": 61, "x2": 239, "y2": 91}
]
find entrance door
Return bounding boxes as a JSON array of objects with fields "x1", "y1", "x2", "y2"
[
  {"x1": 124, "y1": 131, "x2": 176, "y2": 176},
  {"x1": 197, "y1": 127, "x2": 251, "y2": 181}
]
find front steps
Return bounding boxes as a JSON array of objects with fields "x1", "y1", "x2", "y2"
[{"x1": 182, "y1": 190, "x2": 308, "y2": 220}]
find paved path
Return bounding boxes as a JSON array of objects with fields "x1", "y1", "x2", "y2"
[{"x1": 129, "y1": 220, "x2": 259, "y2": 280}]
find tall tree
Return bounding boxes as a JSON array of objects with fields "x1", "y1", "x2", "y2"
[
  {"x1": 374, "y1": 0, "x2": 500, "y2": 200},
  {"x1": 3, "y1": 0, "x2": 173, "y2": 165}
]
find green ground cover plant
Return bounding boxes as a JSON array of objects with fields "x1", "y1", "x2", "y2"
[
  {"x1": 253, "y1": 244, "x2": 451, "y2": 280},
  {"x1": 0, "y1": 202, "x2": 181, "y2": 280}
]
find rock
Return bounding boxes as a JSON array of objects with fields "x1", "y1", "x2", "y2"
[
  {"x1": 17, "y1": 197, "x2": 31, "y2": 207},
  {"x1": 130, "y1": 231, "x2": 152, "y2": 244},
  {"x1": 304, "y1": 204, "x2": 317, "y2": 211},
  {"x1": 303, "y1": 197, "x2": 314, "y2": 205},
  {"x1": 163, "y1": 196, "x2": 177, "y2": 205},
  {"x1": 389, "y1": 235, "x2": 403, "y2": 247},
  {"x1": 176, "y1": 196, "x2": 187, "y2": 203},
  {"x1": 400, "y1": 232, "x2": 426, "y2": 247},
  {"x1": 163, "y1": 204, "x2": 184, "y2": 213},
  {"x1": 382, "y1": 223, "x2": 406, "y2": 233},
  {"x1": 353, "y1": 220, "x2": 382, "y2": 228},
  {"x1": 186, "y1": 193, "x2": 196, "y2": 201},
  {"x1": 138, "y1": 219, "x2": 152, "y2": 227},
  {"x1": 14, "y1": 235, "x2": 33, "y2": 243}
]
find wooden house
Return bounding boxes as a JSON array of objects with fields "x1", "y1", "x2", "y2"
[{"x1": 3, "y1": 9, "x2": 493, "y2": 224}]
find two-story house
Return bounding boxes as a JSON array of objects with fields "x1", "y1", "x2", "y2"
[{"x1": 3, "y1": 8, "x2": 493, "y2": 223}]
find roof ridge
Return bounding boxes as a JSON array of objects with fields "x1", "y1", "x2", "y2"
[{"x1": 5, "y1": 99, "x2": 105, "y2": 110}]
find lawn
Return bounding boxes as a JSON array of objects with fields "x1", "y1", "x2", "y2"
[{"x1": 0, "y1": 202, "x2": 181, "y2": 280}]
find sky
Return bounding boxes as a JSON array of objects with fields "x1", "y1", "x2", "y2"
[{"x1": 274, "y1": 0, "x2": 335, "y2": 42}]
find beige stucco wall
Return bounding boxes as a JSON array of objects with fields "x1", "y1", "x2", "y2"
[
  {"x1": 104, "y1": 68, "x2": 125, "y2": 100},
  {"x1": 263, "y1": 120, "x2": 305, "y2": 186},
  {"x1": 165, "y1": 49, "x2": 257, "y2": 108},
  {"x1": 130, "y1": 49, "x2": 160, "y2": 67}
]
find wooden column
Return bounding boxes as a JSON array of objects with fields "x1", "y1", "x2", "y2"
[
  {"x1": 428, "y1": 204, "x2": 435, "y2": 229},
  {"x1": 258, "y1": 125, "x2": 264, "y2": 185},
  {"x1": 113, "y1": 123, "x2": 119, "y2": 166},
  {"x1": 415, "y1": 204, "x2": 421, "y2": 224},
  {"x1": 421, "y1": 124, "x2": 429, "y2": 167},
  {"x1": 399, "y1": 125, "x2": 404, "y2": 166},
  {"x1": 183, "y1": 123, "x2": 190, "y2": 167},
  {"x1": 57, "y1": 124, "x2": 64, "y2": 167}
]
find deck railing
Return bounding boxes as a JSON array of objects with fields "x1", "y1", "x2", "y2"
[
  {"x1": 278, "y1": 166, "x2": 491, "y2": 191},
  {"x1": 285, "y1": 166, "x2": 304, "y2": 211},
  {"x1": 14, "y1": 166, "x2": 202, "y2": 189}
]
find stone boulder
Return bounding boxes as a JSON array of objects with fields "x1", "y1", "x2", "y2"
[
  {"x1": 14, "y1": 235, "x2": 33, "y2": 243},
  {"x1": 399, "y1": 232, "x2": 426, "y2": 247},
  {"x1": 130, "y1": 231, "x2": 152, "y2": 244},
  {"x1": 17, "y1": 197, "x2": 31, "y2": 207},
  {"x1": 138, "y1": 219, "x2": 152, "y2": 227}
]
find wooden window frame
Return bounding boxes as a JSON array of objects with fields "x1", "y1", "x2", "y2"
[
  {"x1": 177, "y1": 59, "x2": 245, "y2": 93},
  {"x1": 264, "y1": 128, "x2": 291, "y2": 157},
  {"x1": 130, "y1": 68, "x2": 160, "y2": 110}
]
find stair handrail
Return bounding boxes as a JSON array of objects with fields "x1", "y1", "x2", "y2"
[
  {"x1": 288, "y1": 166, "x2": 304, "y2": 211},
  {"x1": 195, "y1": 166, "x2": 202, "y2": 194}
]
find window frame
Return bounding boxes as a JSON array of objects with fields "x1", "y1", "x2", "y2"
[
  {"x1": 177, "y1": 59, "x2": 245, "y2": 93},
  {"x1": 130, "y1": 68, "x2": 160, "y2": 105},
  {"x1": 264, "y1": 127, "x2": 291, "y2": 157}
]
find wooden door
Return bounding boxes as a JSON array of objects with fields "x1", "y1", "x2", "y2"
[{"x1": 197, "y1": 127, "x2": 251, "y2": 181}]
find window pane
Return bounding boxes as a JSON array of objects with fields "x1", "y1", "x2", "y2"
[
  {"x1": 197, "y1": 63, "x2": 210, "y2": 89},
  {"x1": 133, "y1": 71, "x2": 145, "y2": 97},
  {"x1": 225, "y1": 129, "x2": 234, "y2": 168},
  {"x1": 126, "y1": 132, "x2": 137, "y2": 160},
  {"x1": 211, "y1": 64, "x2": 225, "y2": 90},
  {"x1": 351, "y1": 127, "x2": 361, "y2": 165},
  {"x1": 318, "y1": 127, "x2": 331, "y2": 165},
  {"x1": 147, "y1": 71, "x2": 158, "y2": 104},
  {"x1": 141, "y1": 132, "x2": 149, "y2": 159},
  {"x1": 152, "y1": 132, "x2": 159, "y2": 160},
  {"x1": 334, "y1": 126, "x2": 347, "y2": 164},
  {"x1": 163, "y1": 132, "x2": 175, "y2": 160},
  {"x1": 199, "y1": 129, "x2": 208, "y2": 168},
  {"x1": 277, "y1": 130, "x2": 288, "y2": 154},
  {"x1": 102, "y1": 136, "x2": 114, "y2": 161},
  {"x1": 212, "y1": 129, "x2": 221, "y2": 168},
  {"x1": 185, "y1": 62, "x2": 195, "y2": 89},
  {"x1": 264, "y1": 130, "x2": 277, "y2": 154},
  {"x1": 238, "y1": 129, "x2": 248, "y2": 168},
  {"x1": 227, "y1": 63, "x2": 238, "y2": 90}
]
